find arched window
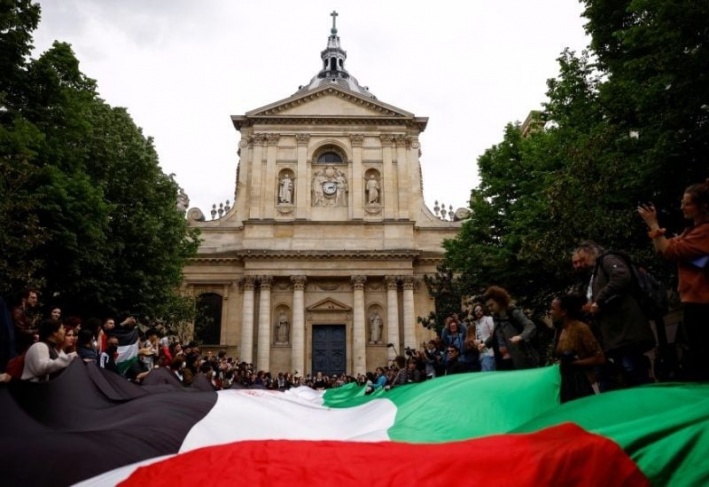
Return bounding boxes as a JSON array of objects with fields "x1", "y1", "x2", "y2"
[
  {"x1": 195, "y1": 293, "x2": 222, "y2": 345},
  {"x1": 316, "y1": 151, "x2": 343, "y2": 163}
]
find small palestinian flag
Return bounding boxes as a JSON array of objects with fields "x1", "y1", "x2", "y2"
[
  {"x1": 109, "y1": 326, "x2": 140, "y2": 376},
  {"x1": 1, "y1": 361, "x2": 707, "y2": 486}
]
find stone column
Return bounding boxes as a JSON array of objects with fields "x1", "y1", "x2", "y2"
[
  {"x1": 350, "y1": 134, "x2": 364, "y2": 219},
  {"x1": 402, "y1": 276, "x2": 417, "y2": 350},
  {"x1": 291, "y1": 276, "x2": 307, "y2": 375},
  {"x1": 407, "y1": 136, "x2": 423, "y2": 214},
  {"x1": 380, "y1": 135, "x2": 398, "y2": 219},
  {"x1": 395, "y1": 135, "x2": 410, "y2": 219},
  {"x1": 385, "y1": 276, "x2": 400, "y2": 360},
  {"x1": 295, "y1": 134, "x2": 310, "y2": 219},
  {"x1": 249, "y1": 135, "x2": 266, "y2": 220},
  {"x1": 256, "y1": 275, "x2": 273, "y2": 372},
  {"x1": 263, "y1": 134, "x2": 280, "y2": 219},
  {"x1": 239, "y1": 276, "x2": 256, "y2": 364},
  {"x1": 351, "y1": 275, "x2": 367, "y2": 375}
]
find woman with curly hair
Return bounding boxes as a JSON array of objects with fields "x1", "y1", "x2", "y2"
[{"x1": 483, "y1": 286, "x2": 539, "y2": 370}]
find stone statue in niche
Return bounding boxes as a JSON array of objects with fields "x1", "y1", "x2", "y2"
[
  {"x1": 369, "y1": 310, "x2": 383, "y2": 344},
  {"x1": 278, "y1": 174, "x2": 293, "y2": 204},
  {"x1": 312, "y1": 165, "x2": 347, "y2": 207},
  {"x1": 366, "y1": 175, "x2": 380, "y2": 204},
  {"x1": 275, "y1": 311, "x2": 289, "y2": 344}
]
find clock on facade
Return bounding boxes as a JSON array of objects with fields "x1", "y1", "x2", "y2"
[{"x1": 322, "y1": 181, "x2": 337, "y2": 196}]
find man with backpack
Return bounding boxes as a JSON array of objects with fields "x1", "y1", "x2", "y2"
[{"x1": 573, "y1": 241, "x2": 656, "y2": 387}]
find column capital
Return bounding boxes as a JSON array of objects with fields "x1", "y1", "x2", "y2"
[
  {"x1": 253, "y1": 134, "x2": 267, "y2": 146},
  {"x1": 401, "y1": 276, "x2": 419, "y2": 290},
  {"x1": 350, "y1": 134, "x2": 364, "y2": 147},
  {"x1": 295, "y1": 134, "x2": 310, "y2": 146},
  {"x1": 384, "y1": 275, "x2": 399, "y2": 290},
  {"x1": 258, "y1": 275, "x2": 273, "y2": 290},
  {"x1": 394, "y1": 134, "x2": 408, "y2": 148},
  {"x1": 380, "y1": 134, "x2": 394, "y2": 147},
  {"x1": 239, "y1": 275, "x2": 257, "y2": 291},
  {"x1": 291, "y1": 275, "x2": 307, "y2": 290},
  {"x1": 351, "y1": 275, "x2": 367, "y2": 291},
  {"x1": 266, "y1": 133, "x2": 280, "y2": 146}
]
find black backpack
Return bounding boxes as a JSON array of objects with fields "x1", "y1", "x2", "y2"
[{"x1": 599, "y1": 251, "x2": 669, "y2": 319}]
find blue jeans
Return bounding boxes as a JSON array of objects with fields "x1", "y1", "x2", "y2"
[{"x1": 479, "y1": 355, "x2": 496, "y2": 372}]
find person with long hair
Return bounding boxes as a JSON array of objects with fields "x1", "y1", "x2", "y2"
[
  {"x1": 483, "y1": 286, "x2": 539, "y2": 370},
  {"x1": 21, "y1": 319, "x2": 77, "y2": 381},
  {"x1": 551, "y1": 294, "x2": 605, "y2": 402},
  {"x1": 638, "y1": 179, "x2": 709, "y2": 381}
]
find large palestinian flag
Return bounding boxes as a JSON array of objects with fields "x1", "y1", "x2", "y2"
[{"x1": 1, "y1": 361, "x2": 707, "y2": 486}]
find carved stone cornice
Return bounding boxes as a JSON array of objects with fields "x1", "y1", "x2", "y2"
[
  {"x1": 239, "y1": 275, "x2": 256, "y2": 291},
  {"x1": 233, "y1": 250, "x2": 420, "y2": 261},
  {"x1": 350, "y1": 134, "x2": 364, "y2": 147},
  {"x1": 295, "y1": 134, "x2": 311, "y2": 146},
  {"x1": 291, "y1": 275, "x2": 307, "y2": 291},
  {"x1": 351, "y1": 275, "x2": 367, "y2": 291},
  {"x1": 380, "y1": 134, "x2": 394, "y2": 147},
  {"x1": 257, "y1": 88, "x2": 404, "y2": 117},
  {"x1": 385, "y1": 276, "x2": 400, "y2": 290},
  {"x1": 266, "y1": 134, "x2": 280, "y2": 146},
  {"x1": 258, "y1": 275, "x2": 273, "y2": 290}
]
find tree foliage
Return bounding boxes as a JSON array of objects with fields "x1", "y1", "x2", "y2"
[
  {"x1": 444, "y1": 0, "x2": 708, "y2": 315},
  {"x1": 0, "y1": 1, "x2": 200, "y2": 319}
]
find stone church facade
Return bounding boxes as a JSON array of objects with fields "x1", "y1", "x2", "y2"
[{"x1": 183, "y1": 14, "x2": 464, "y2": 376}]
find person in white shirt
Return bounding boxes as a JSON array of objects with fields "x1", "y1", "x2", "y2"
[{"x1": 21, "y1": 319, "x2": 77, "y2": 382}]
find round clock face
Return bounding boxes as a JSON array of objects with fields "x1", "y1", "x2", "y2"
[{"x1": 322, "y1": 181, "x2": 337, "y2": 196}]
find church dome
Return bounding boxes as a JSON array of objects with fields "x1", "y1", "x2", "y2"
[{"x1": 295, "y1": 11, "x2": 376, "y2": 99}]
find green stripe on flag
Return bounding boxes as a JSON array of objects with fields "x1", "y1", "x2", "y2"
[
  {"x1": 324, "y1": 366, "x2": 562, "y2": 443},
  {"x1": 512, "y1": 382, "x2": 709, "y2": 486}
]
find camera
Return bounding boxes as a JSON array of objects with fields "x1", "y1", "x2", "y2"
[{"x1": 405, "y1": 346, "x2": 415, "y2": 357}]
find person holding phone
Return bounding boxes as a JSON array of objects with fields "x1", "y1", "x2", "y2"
[{"x1": 638, "y1": 178, "x2": 709, "y2": 381}]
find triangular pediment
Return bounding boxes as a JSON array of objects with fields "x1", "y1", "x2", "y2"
[
  {"x1": 306, "y1": 297, "x2": 352, "y2": 312},
  {"x1": 246, "y1": 85, "x2": 413, "y2": 119}
]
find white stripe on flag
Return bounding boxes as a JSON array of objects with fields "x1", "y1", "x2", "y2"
[{"x1": 179, "y1": 387, "x2": 397, "y2": 451}]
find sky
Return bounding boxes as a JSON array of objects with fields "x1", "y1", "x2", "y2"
[{"x1": 32, "y1": 0, "x2": 591, "y2": 215}]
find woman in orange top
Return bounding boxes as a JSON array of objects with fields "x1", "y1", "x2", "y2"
[{"x1": 638, "y1": 179, "x2": 709, "y2": 381}]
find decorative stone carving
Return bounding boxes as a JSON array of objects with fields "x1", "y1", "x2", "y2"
[
  {"x1": 186, "y1": 207, "x2": 205, "y2": 222},
  {"x1": 402, "y1": 276, "x2": 418, "y2": 290},
  {"x1": 266, "y1": 134, "x2": 280, "y2": 146},
  {"x1": 385, "y1": 276, "x2": 399, "y2": 290},
  {"x1": 253, "y1": 134, "x2": 267, "y2": 146},
  {"x1": 394, "y1": 135, "x2": 408, "y2": 148},
  {"x1": 176, "y1": 187, "x2": 190, "y2": 213},
  {"x1": 296, "y1": 134, "x2": 311, "y2": 146},
  {"x1": 240, "y1": 275, "x2": 256, "y2": 291},
  {"x1": 350, "y1": 134, "x2": 364, "y2": 147},
  {"x1": 312, "y1": 165, "x2": 348, "y2": 207},
  {"x1": 291, "y1": 275, "x2": 307, "y2": 290},
  {"x1": 380, "y1": 134, "x2": 394, "y2": 147},
  {"x1": 258, "y1": 275, "x2": 273, "y2": 290},
  {"x1": 350, "y1": 275, "x2": 367, "y2": 290}
]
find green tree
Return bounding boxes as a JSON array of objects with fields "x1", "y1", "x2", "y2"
[{"x1": 1, "y1": 5, "x2": 200, "y2": 319}]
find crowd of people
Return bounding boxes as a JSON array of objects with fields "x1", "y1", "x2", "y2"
[{"x1": 1, "y1": 179, "x2": 708, "y2": 402}]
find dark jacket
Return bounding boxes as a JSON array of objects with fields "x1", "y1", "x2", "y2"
[
  {"x1": 494, "y1": 306, "x2": 539, "y2": 369},
  {"x1": 593, "y1": 253, "x2": 655, "y2": 354}
]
